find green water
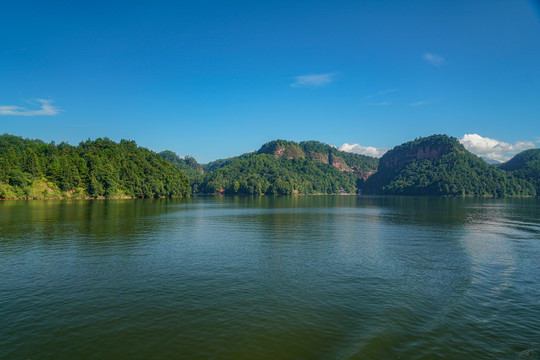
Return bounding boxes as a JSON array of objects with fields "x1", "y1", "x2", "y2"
[{"x1": 1, "y1": 196, "x2": 539, "y2": 359}]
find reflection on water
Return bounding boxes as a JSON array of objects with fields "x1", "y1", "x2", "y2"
[{"x1": 0, "y1": 196, "x2": 539, "y2": 360}]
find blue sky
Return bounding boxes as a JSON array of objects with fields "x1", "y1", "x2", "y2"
[{"x1": 1, "y1": 0, "x2": 539, "y2": 162}]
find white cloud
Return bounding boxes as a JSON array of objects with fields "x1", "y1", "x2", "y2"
[
  {"x1": 365, "y1": 101, "x2": 390, "y2": 106},
  {"x1": 339, "y1": 143, "x2": 389, "y2": 158},
  {"x1": 409, "y1": 100, "x2": 432, "y2": 107},
  {"x1": 459, "y1": 134, "x2": 536, "y2": 162},
  {"x1": 423, "y1": 52, "x2": 445, "y2": 66},
  {"x1": 290, "y1": 73, "x2": 336, "y2": 88},
  {"x1": 0, "y1": 99, "x2": 61, "y2": 116},
  {"x1": 365, "y1": 88, "x2": 399, "y2": 99}
]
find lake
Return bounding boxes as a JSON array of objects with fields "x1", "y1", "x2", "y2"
[{"x1": 1, "y1": 196, "x2": 539, "y2": 359}]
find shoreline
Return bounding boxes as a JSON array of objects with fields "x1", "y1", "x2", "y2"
[
  {"x1": 1, "y1": 193, "x2": 537, "y2": 201},
  {"x1": 0, "y1": 195, "x2": 189, "y2": 201}
]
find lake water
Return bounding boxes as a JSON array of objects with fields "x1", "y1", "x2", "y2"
[{"x1": 1, "y1": 196, "x2": 539, "y2": 359}]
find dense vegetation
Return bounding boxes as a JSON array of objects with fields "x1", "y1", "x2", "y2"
[
  {"x1": 202, "y1": 153, "x2": 255, "y2": 173},
  {"x1": 159, "y1": 150, "x2": 203, "y2": 179},
  {"x1": 191, "y1": 154, "x2": 358, "y2": 194},
  {"x1": 258, "y1": 140, "x2": 379, "y2": 173},
  {"x1": 2, "y1": 133, "x2": 537, "y2": 199},
  {"x1": 188, "y1": 140, "x2": 378, "y2": 195},
  {"x1": 499, "y1": 149, "x2": 540, "y2": 194},
  {"x1": 0, "y1": 134, "x2": 190, "y2": 199},
  {"x1": 363, "y1": 135, "x2": 536, "y2": 197}
]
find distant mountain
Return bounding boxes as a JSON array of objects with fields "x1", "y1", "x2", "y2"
[
  {"x1": 362, "y1": 135, "x2": 536, "y2": 197},
  {"x1": 482, "y1": 157, "x2": 501, "y2": 165},
  {"x1": 190, "y1": 140, "x2": 378, "y2": 195}
]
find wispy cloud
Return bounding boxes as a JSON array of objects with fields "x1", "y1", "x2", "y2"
[
  {"x1": 339, "y1": 143, "x2": 389, "y2": 158},
  {"x1": 459, "y1": 134, "x2": 536, "y2": 162},
  {"x1": 290, "y1": 72, "x2": 336, "y2": 88},
  {"x1": 364, "y1": 101, "x2": 390, "y2": 106},
  {"x1": 409, "y1": 100, "x2": 432, "y2": 107},
  {"x1": 0, "y1": 99, "x2": 61, "y2": 116},
  {"x1": 365, "y1": 88, "x2": 399, "y2": 99},
  {"x1": 423, "y1": 52, "x2": 445, "y2": 66}
]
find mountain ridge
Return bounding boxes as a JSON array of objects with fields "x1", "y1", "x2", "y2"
[
  {"x1": 363, "y1": 135, "x2": 536, "y2": 197},
  {"x1": 188, "y1": 140, "x2": 378, "y2": 195},
  {"x1": 1, "y1": 133, "x2": 537, "y2": 199}
]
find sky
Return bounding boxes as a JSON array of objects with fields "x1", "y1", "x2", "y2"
[{"x1": 1, "y1": 0, "x2": 540, "y2": 162}]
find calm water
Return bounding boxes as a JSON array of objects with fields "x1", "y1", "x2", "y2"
[{"x1": 1, "y1": 196, "x2": 539, "y2": 359}]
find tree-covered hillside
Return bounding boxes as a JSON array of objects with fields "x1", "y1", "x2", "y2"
[
  {"x1": 159, "y1": 150, "x2": 203, "y2": 179},
  {"x1": 3, "y1": 133, "x2": 536, "y2": 199},
  {"x1": 188, "y1": 140, "x2": 378, "y2": 195},
  {"x1": 499, "y1": 149, "x2": 540, "y2": 194},
  {"x1": 362, "y1": 135, "x2": 536, "y2": 197},
  {"x1": 202, "y1": 152, "x2": 255, "y2": 173},
  {"x1": 258, "y1": 140, "x2": 378, "y2": 176},
  {"x1": 0, "y1": 134, "x2": 190, "y2": 199},
  {"x1": 191, "y1": 154, "x2": 357, "y2": 195}
]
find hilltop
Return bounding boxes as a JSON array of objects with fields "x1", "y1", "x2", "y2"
[
  {"x1": 362, "y1": 135, "x2": 536, "y2": 197},
  {"x1": 187, "y1": 140, "x2": 378, "y2": 195}
]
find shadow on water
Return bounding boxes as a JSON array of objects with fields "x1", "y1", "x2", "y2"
[{"x1": 0, "y1": 198, "x2": 193, "y2": 253}]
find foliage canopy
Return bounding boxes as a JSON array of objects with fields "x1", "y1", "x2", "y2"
[{"x1": 0, "y1": 134, "x2": 190, "y2": 199}]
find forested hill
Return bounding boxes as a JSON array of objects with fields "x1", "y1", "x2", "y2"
[
  {"x1": 188, "y1": 140, "x2": 378, "y2": 195},
  {"x1": 362, "y1": 135, "x2": 536, "y2": 197},
  {"x1": 258, "y1": 140, "x2": 378, "y2": 177},
  {"x1": 158, "y1": 150, "x2": 203, "y2": 179},
  {"x1": 499, "y1": 149, "x2": 540, "y2": 194},
  {"x1": 0, "y1": 134, "x2": 190, "y2": 199},
  {"x1": 2, "y1": 133, "x2": 537, "y2": 199}
]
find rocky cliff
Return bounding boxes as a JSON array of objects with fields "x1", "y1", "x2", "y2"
[
  {"x1": 258, "y1": 140, "x2": 378, "y2": 179},
  {"x1": 362, "y1": 134, "x2": 536, "y2": 197},
  {"x1": 380, "y1": 136, "x2": 457, "y2": 170}
]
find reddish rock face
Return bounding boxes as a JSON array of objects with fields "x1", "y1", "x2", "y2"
[
  {"x1": 264, "y1": 142, "x2": 378, "y2": 182},
  {"x1": 274, "y1": 146, "x2": 286, "y2": 158},
  {"x1": 310, "y1": 152, "x2": 329, "y2": 164},
  {"x1": 329, "y1": 154, "x2": 351, "y2": 172},
  {"x1": 417, "y1": 145, "x2": 443, "y2": 160},
  {"x1": 356, "y1": 170, "x2": 376, "y2": 180},
  {"x1": 273, "y1": 145, "x2": 305, "y2": 159},
  {"x1": 381, "y1": 145, "x2": 452, "y2": 170}
]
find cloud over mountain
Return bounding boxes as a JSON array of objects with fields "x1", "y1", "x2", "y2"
[
  {"x1": 459, "y1": 134, "x2": 535, "y2": 162},
  {"x1": 339, "y1": 143, "x2": 389, "y2": 158}
]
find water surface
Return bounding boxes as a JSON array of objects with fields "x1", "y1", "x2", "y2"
[{"x1": 1, "y1": 196, "x2": 539, "y2": 359}]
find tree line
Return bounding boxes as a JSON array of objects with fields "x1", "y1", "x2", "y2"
[
  {"x1": 2, "y1": 133, "x2": 537, "y2": 199},
  {"x1": 0, "y1": 134, "x2": 190, "y2": 199}
]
